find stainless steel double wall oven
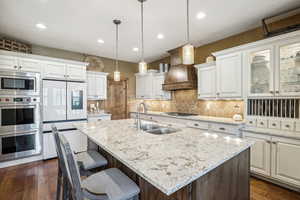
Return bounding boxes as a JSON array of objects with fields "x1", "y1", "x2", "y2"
[{"x1": 0, "y1": 70, "x2": 42, "y2": 161}]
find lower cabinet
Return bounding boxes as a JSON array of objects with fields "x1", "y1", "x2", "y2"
[
  {"x1": 43, "y1": 132, "x2": 57, "y2": 160},
  {"x1": 43, "y1": 129, "x2": 88, "y2": 160},
  {"x1": 61, "y1": 130, "x2": 87, "y2": 153},
  {"x1": 244, "y1": 132, "x2": 300, "y2": 188}
]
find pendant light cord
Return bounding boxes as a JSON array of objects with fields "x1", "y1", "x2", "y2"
[
  {"x1": 115, "y1": 22, "x2": 119, "y2": 71},
  {"x1": 186, "y1": 0, "x2": 190, "y2": 43},
  {"x1": 141, "y1": 1, "x2": 144, "y2": 62}
]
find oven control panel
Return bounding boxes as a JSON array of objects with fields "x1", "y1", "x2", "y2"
[{"x1": 0, "y1": 97, "x2": 40, "y2": 104}]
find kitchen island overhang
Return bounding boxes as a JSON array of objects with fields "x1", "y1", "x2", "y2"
[{"x1": 73, "y1": 119, "x2": 254, "y2": 199}]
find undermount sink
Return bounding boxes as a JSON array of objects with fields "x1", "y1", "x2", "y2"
[{"x1": 138, "y1": 121, "x2": 180, "y2": 135}]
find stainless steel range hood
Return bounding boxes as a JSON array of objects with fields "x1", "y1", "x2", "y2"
[{"x1": 162, "y1": 47, "x2": 197, "y2": 91}]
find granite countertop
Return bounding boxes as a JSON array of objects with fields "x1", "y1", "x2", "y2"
[
  {"x1": 73, "y1": 119, "x2": 253, "y2": 195},
  {"x1": 131, "y1": 111, "x2": 245, "y2": 125}
]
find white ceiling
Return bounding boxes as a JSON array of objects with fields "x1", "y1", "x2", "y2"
[{"x1": 1, "y1": 0, "x2": 300, "y2": 63}]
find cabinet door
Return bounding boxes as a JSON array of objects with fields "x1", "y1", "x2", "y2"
[
  {"x1": 216, "y1": 52, "x2": 242, "y2": 98},
  {"x1": 0, "y1": 55, "x2": 18, "y2": 70},
  {"x1": 61, "y1": 130, "x2": 87, "y2": 153},
  {"x1": 18, "y1": 58, "x2": 41, "y2": 73},
  {"x1": 66, "y1": 64, "x2": 86, "y2": 81},
  {"x1": 43, "y1": 62, "x2": 66, "y2": 79},
  {"x1": 198, "y1": 65, "x2": 216, "y2": 98},
  {"x1": 87, "y1": 73, "x2": 96, "y2": 99},
  {"x1": 276, "y1": 39, "x2": 300, "y2": 96},
  {"x1": 153, "y1": 75, "x2": 170, "y2": 100},
  {"x1": 43, "y1": 133, "x2": 57, "y2": 160},
  {"x1": 245, "y1": 134, "x2": 271, "y2": 176},
  {"x1": 143, "y1": 75, "x2": 153, "y2": 98},
  {"x1": 95, "y1": 75, "x2": 107, "y2": 99},
  {"x1": 271, "y1": 137, "x2": 300, "y2": 187},
  {"x1": 136, "y1": 75, "x2": 145, "y2": 98},
  {"x1": 247, "y1": 46, "x2": 275, "y2": 97}
]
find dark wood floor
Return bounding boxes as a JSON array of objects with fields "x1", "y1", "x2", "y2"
[{"x1": 0, "y1": 159, "x2": 299, "y2": 200}]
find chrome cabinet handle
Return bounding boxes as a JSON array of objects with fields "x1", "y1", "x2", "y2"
[
  {"x1": 260, "y1": 122, "x2": 264, "y2": 125},
  {"x1": 272, "y1": 123, "x2": 276, "y2": 126},
  {"x1": 270, "y1": 91, "x2": 274, "y2": 94},
  {"x1": 219, "y1": 127, "x2": 226, "y2": 131},
  {"x1": 14, "y1": 65, "x2": 18, "y2": 69},
  {"x1": 275, "y1": 91, "x2": 279, "y2": 94},
  {"x1": 285, "y1": 124, "x2": 290, "y2": 128}
]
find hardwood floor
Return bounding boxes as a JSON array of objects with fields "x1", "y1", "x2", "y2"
[{"x1": 0, "y1": 159, "x2": 299, "y2": 200}]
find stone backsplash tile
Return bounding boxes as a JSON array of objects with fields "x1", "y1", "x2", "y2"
[{"x1": 129, "y1": 89, "x2": 244, "y2": 119}]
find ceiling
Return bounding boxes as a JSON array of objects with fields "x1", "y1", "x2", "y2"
[{"x1": 1, "y1": 0, "x2": 300, "y2": 63}]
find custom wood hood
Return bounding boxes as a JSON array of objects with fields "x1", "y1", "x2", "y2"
[{"x1": 163, "y1": 47, "x2": 197, "y2": 91}]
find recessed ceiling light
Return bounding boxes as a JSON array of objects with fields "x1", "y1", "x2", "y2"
[
  {"x1": 133, "y1": 47, "x2": 139, "y2": 52},
  {"x1": 36, "y1": 23, "x2": 47, "y2": 30},
  {"x1": 97, "y1": 39, "x2": 104, "y2": 44},
  {"x1": 157, "y1": 33, "x2": 164, "y2": 39},
  {"x1": 196, "y1": 12, "x2": 206, "y2": 19}
]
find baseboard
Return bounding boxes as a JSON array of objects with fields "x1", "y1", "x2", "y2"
[
  {"x1": 0, "y1": 155, "x2": 43, "y2": 169},
  {"x1": 251, "y1": 173, "x2": 300, "y2": 193}
]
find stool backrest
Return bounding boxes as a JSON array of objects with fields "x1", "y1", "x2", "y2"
[{"x1": 52, "y1": 125, "x2": 83, "y2": 200}]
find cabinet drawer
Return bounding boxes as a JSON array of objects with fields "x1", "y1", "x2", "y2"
[
  {"x1": 268, "y1": 120, "x2": 281, "y2": 129},
  {"x1": 281, "y1": 121, "x2": 294, "y2": 131},
  {"x1": 246, "y1": 118, "x2": 257, "y2": 127},
  {"x1": 257, "y1": 119, "x2": 268, "y2": 128},
  {"x1": 211, "y1": 123, "x2": 239, "y2": 135},
  {"x1": 187, "y1": 121, "x2": 209, "y2": 130},
  {"x1": 296, "y1": 122, "x2": 300, "y2": 132}
]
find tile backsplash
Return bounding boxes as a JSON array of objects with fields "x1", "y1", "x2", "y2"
[{"x1": 129, "y1": 89, "x2": 244, "y2": 119}]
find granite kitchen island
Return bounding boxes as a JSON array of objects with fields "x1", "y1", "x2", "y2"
[{"x1": 74, "y1": 119, "x2": 253, "y2": 200}]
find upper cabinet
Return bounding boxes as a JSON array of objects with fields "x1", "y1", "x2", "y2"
[
  {"x1": 245, "y1": 45, "x2": 275, "y2": 97},
  {"x1": 87, "y1": 71, "x2": 108, "y2": 100},
  {"x1": 136, "y1": 72, "x2": 171, "y2": 100},
  {"x1": 216, "y1": 52, "x2": 242, "y2": 98},
  {"x1": 43, "y1": 62, "x2": 86, "y2": 81},
  {"x1": 195, "y1": 53, "x2": 242, "y2": 100},
  {"x1": 0, "y1": 55, "x2": 41, "y2": 72},
  {"x1": 195, "y1": 62, "x2": 216, "y2": 99}
]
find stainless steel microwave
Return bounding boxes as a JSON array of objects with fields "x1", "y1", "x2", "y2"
[{"x1": 0, "y1": 70, "x2": 41, "y2": 96}]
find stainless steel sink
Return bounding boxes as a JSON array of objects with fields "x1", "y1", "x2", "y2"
[{"x1": 138, "y1": 121, "x2": 180, "y2": 135}]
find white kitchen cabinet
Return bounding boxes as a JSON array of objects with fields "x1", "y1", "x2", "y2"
[
  {"x1": 66, "y1": 64, "x2": 86, "y2": 81},
  {"x1": 88, "y1": 114, "x2": 111, "y2": 122},
  {"x1": 136, "y1": 73, "x2": 170, "y2": 100},
  {"x1": 0, "y1": 55, "x2": 18, "y2": 70},
  {"x1": 153, "y1": 73, "x2": 171, "y2": 100},
  {"x1": 61, "y1": 130, "x2": 87, "y2": 153},
  {"x1": 195, "y1": 62, "x2": 216, "y2": 99},
  {"x1": 43, "y1": 61, "x2": 67, "y2": 79},
  {"x1": 246, "y1": 46, "x2": 275, "y2": 97},
  {"x1": 244, "y1": 132, "x2": 271, "y2": 176},
  {"x1": 216, "y1": 52, "x2": 242, "y2": 98},
  {"x1": 43, "y1": 132, "x2": 57, "y2": 160},
  {"x1": 18, "y1": 58, "x2": 41, "y2": 72},
  {"x1": 271, "y1": 137, "x2": 300, "y2": 187},
  {"x1": 87, "y1": 71, "x2": 108, "y2": 100}
]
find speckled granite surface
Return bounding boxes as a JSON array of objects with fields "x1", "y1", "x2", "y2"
[{"x1": 73, "y1": 119, "x2": 253, "y2": 195}]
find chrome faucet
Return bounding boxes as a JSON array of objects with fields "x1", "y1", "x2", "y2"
[{"x1": 135, "y1": 102, "x2": 147, "y2": 131}]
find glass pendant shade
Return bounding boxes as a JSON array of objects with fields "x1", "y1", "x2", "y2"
[
  {"x1": 114, "y1": 71, "x2": 120, "y2": 81},
  {"x1": 182, "y1": 43, "x2": 194, "y2": 65},
  {"x1": 139, "y1": 61, "x2": 147, "y2": 74}
]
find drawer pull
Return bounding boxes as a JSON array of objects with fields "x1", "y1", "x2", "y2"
[
  {"x1": 285, "y1": 124, "x2": 290, "y2": 128},
  {"x1": 249, "y1": 121, "x2": 253, "y2": 124},
  {"x1": 219, "y1": 127, "x2": 225, "y2": 131},
  {"x1": 97, "y1": 119, "x2": 102, "y2": 121},
  {"x1": 194, "y1": 124, "x2": 199, "y2": 126},
  {"x1": 272, "y1": 123, "x2": 276, "y2": 126},
  {"x1": 260, "y1": 122, "x2": 264, "y2": 125}
]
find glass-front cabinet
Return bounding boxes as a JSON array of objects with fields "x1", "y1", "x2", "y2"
[
  {"x1": 277, "y1": 39, "x2": 300, "y2": 96},
  {"x1": 247, "y1": 46, "x2": 275, "y2": 97}
]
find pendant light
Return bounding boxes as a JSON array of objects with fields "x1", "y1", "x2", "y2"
[
  {"x1": 182, "y1": 0, "x2": 194, "y2": 65},
  {"x1": 113, "y1": 19, "x2": 121, "y2": 81},
  {"x1": 138, "y1": 0, "x2": 147, "y2": 74}
]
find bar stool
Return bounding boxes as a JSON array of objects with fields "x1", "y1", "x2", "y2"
[
  {"x1": 52, "y1": 125, "x2": 107, "y2": 199},
  {"x1": 58, "y1": 130, "x2": 140, "y2": 200}
]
